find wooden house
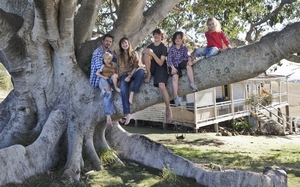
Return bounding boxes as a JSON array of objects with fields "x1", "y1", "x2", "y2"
[{"x1": 132, "y1": 74, "x2": 296, "y2": 133}]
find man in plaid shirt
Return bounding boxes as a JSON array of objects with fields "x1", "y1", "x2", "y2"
[
  {"x1": 90, "y1": 34, "x2": 117, "y2": 88},
  {"x1": 90, "y1": 33, "x2": 117, "y2": 126}
]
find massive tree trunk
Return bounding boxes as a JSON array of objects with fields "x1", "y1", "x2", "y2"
[{"x1": 0, "y1": 0, "x2": 299, "y2": 186}]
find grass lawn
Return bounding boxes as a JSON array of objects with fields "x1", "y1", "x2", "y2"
[{"x1": 4, "y1": 125, "x2": 300, "y2": 187}]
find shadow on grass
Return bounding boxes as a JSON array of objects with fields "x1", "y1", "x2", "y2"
[
  {"x1": 88, "y1": 160, "x2": 206, "y2": 187},
  {"x1": 158, "y1": 138, "x2": 225, "y2": 147}
]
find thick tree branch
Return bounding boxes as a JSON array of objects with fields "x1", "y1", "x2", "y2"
[
  {"x1": 17, "y1": 2, "x2": 35, "y2": 40},
  {"x1": 0, "y1": 0, "x2": 29, "y2": 18},
  {"x1": 33, "y1": 0, "x2": 61, "y2": 49},
  {"x1": 286, "y1": 54, "x2": 300, "y2": 63},
  {"x1": 245, "y1": 0, "x2": 297, "y2": 43},
  {"x1": 108, "y1": 0, "x2": 146, "y2": 49},
  {"x1": 74, "y1": 0, "x2": 105, "y2": 46},
  {"x1": 112, "y1": 0, "x2": 119, "y2": 16},
  {"x1": 0, "y1": 9, "x2": 26, "y2": 71},
  {"x1": 59, "y1": 0, "x2": 76, "y2": 40},
  {"x1": 112, "y1": 0, "x2": 182, "y2": 48}
]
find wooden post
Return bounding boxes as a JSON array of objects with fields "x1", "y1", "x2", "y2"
[
  {"x1": 214, "y1": 123, "x2": 219, "y2": 133},
  {"x1": 277, "y1": 108, "x2": 282, "y2": 123},
  {"x1": 285, "y1": 105, "x2": 292, "y2": 133}
]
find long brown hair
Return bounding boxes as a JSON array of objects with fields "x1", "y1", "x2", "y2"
[{"x1": 118, "y1": 37, "x2": 137, "y2": 66}]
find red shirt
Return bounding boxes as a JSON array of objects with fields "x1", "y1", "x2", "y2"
[{"x1": 205, "y1": 31, "x2": 230, "y2": 49}]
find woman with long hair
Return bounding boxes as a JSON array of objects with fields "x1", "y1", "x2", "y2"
[{"x1": 117, "y1": 37, "x2": 144, "y2": 125}]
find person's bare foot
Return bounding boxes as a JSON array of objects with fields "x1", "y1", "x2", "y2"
[
  {"x1": 106, "y1": 115, "x2": 113, "y2": 126},
  {"x1": 129, "y1": 92, "x2": 134, "y2": 104},
  {"x1": 115, "y1": 87, "x2": 121, "y2": 92},
  {"x1": 125, "y1": 114, "x2": 131, "y2": 125},
  {"x1": 144, "y1": 75, "x2": 151, "y2": 83},
  {"x1": 166, "y1": 108, "x2": 173, "y2": 123}
]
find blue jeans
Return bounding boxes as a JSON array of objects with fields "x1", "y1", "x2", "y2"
[
  {"x1": 194, "y1": 47, "x2": 219, "y2": 58},
  {"x1": 120, "y1": 69, "x2": 145, "y2": 114},
  {"x1": 99, "y1": 77, "x2": 115, "y2": 116}
]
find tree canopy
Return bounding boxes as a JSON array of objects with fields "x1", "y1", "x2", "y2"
[{"x1": 95, "y1": 0, "x2": 300, "y2": 44}]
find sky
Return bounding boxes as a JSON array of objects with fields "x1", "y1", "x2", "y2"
[{"x1": 267, "y1": 60, "x2": 300, "y2": 80}]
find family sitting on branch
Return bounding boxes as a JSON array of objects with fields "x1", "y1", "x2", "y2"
[{"x1": 89, "y1": 17, "x2": 231, "y2": 126}]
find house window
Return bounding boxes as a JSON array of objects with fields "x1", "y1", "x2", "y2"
[{"x1": 223, "y1": 84, "x2": 230, "y2": 100}]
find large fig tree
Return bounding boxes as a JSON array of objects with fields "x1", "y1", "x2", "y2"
[{"x1": 0, "y1": 0, "x2": 299, "y2": 186}]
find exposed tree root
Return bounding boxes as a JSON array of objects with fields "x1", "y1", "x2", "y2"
[
  {"x1": 106, "y1": 124, "x2": 287, "y2": 187},
  {"x1": 95, "y1": 122, "x2": 125, "y2": 167},
  {"x1": 84, "y1": 135, "x2": 102, "y2": 171},
  {"x1": 0, "y1": 109, "x2": 66, "y2": 186},
  {"x1": 61, "y1": 126, "x2": 85, "y2": 183}
]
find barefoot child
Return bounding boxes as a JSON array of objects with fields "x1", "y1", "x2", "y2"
[{"x1": 96, "y1": 52, "x2": 120, "y2": 92}]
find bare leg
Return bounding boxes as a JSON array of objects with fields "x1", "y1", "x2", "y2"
[
  {"x1": 142, "y1": 53, "x2": 152, "y2": 83},
  {"x1": 158, "y1": 83, "x2": 172, "y2": 123},
  {"x1": 125, "y1": 113, "x2": 131, "y2": 125},
  {"x1": 112, "y1": 74, "x2": 120, "y2": 92},
  {"x1": 129, "y1": 91, "x2": 134, "y2": 105},
  {"x1": 186, "y1": 65, "x2": 195, "y2": 84},
  {"x1": 106, "y1": 115, "x2": 113, "y2": 126},
  {"x1": 172, "y1": 74, "x2": 179, "y2": 98}
]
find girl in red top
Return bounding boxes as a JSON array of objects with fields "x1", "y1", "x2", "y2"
[{"x1": 192, "y1": 17, "x2": 232, "y2": 60}]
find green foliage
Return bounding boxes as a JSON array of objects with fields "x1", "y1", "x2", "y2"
[
  {"x1": 232, "y1": 117, "x2": 249, "y2": 131},
  {"x1": 92, "y1": 0, "x2": 299, "y2": 48},
  {"x1": 0, "y1": 63, "x2": 13, "y2": 91}
]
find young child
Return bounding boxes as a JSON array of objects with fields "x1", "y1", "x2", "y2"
[
  {"x1": 192, "y1": 17, "x2": 232, "y2": 61},
  {"x1": 96, "y1": 52, "x2": 120, "y2": 92},
  {"x1": 168, "y1": 31, "x2": 198, "y2": 107}
]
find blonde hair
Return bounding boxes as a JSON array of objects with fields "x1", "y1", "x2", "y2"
[
  {"x1": 102, "y1": 52, "x2": 113, "y2": 60},
  {"x1": 206, "y1": 17, "x2": 221, "y2": 32}
]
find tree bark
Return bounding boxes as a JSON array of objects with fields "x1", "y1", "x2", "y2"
[{"x1": 0, "y1": 1, "x2": 299, "y2": 186}]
